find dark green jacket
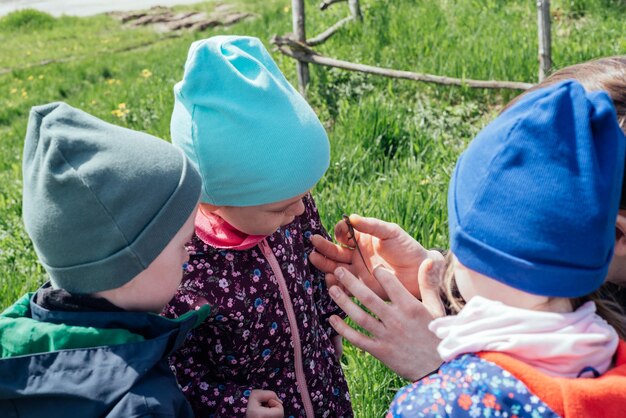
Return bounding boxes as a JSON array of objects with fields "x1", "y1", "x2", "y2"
[{"x1": 0, "y1": 292, "x2": 209, "y2": 417}]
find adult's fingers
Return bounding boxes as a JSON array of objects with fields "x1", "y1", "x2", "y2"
[
  {"x1": 334, "y1": 267, "x2": 390, "y2": 319},
  {"x1": 325, "y1": 272, "x2": 339, "y2": 289},
  {"x1": 418, "y1": 258, "x2": 446, "y2": 318},
  {"x1": 324, "y1": 273, "x2": 351, "y2": 297},
  {"x1": 311, "y1": 235, "x2": 353, "y2": 265},
  {"x1": 370, "y1": 265, "x2": 417, "y2": 307},
  {"x1": 333, "y1": 218, "x2": 351, "y2": 246},
  {"x1": 309, "y1": 250, "x2": 338, "y2": 275},
  {"x1": 328, "y1": 314, "x2": 376, "y2": 354},
  {"x1": 347, "y1": 214, "x2": 402, "y2": 241},
  {"x1": 328, "y1": 284, "x2": 385, "y2": 335}
]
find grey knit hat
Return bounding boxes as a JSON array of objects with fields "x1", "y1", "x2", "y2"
[{"x1": 22, "y1": 102, "x2": 202, "y2": 294}]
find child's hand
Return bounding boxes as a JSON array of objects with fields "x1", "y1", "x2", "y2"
[
  {"x1": 310, "y1": 214, "x2": 444, "y2": 300},
  {"x1": 331, "y1": 335, "x2": 343, "y2": 360},
  {"x1": 246, "y1": 389, "x2": 284, "y2": 418}
]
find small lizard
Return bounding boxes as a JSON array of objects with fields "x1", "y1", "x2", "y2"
[{"x1": 342, "y1": 214, "x2": 371, "y2": 275}]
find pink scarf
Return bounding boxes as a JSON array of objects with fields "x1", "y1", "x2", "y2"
[
  {"x1": 429, "y1": 296, "x2": 619, "y2": 378},
  {"x1": 195, "y1": 209, "x2": 266, "y2": 250}
]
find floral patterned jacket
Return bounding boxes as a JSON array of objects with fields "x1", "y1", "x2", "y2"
[
  {"x1": 163, "y1": 194, "x2": 352, "y2": 417},
  {"x1": 388, "y1": 341, "x2": 626, "y2": 418}
]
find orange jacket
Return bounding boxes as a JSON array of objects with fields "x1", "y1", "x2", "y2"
[{"x1": 480, "y1": 340, "x2": 626, "y2": 417}]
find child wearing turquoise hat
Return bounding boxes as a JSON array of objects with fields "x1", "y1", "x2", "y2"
[
  {"x1": 163, "y1": 36, "x2": 352, "y2": 417},
  {"x1": 388, "y1": 81, "x2": 626, "y2": 417}
]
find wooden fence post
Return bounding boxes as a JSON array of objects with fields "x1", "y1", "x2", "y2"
[
  {"x1": 537, "y1": 0, "x2": 551, "y2": 82},
  {"x1": 292, "y1": 0, "x2": 309, "y2": 95},
  {"x1": 348, "y1": 0, "x2": 363, "y2": 21}
]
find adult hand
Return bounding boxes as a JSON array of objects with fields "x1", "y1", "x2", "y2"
[
  {"x1": 246, "y1": 390, "x2": 284, "y2": 418},
  {"x1": 327, "y1": 259, "x2": 446, "y2": 381},
  {"x1": 310, "y1": 214, "x2": 444, "y2": 299}
]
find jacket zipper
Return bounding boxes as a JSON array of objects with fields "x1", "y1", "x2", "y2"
[{"x1": 259, "y1": 239, "x2": 315, "y2": 418}]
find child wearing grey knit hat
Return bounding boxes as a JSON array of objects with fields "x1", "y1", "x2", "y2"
[{"x1": 0, "y1": 102, "x2": 204, "y2": 417}]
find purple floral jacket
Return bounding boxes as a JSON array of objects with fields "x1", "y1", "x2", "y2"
[{"x1": 163, "y1": 194, "x2": 352, "y2": 417}]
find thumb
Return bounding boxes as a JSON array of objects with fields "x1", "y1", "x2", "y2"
[
  {"x1": 253, "y1": 390, "x2": 279, "y2": 403},
  {"x1": 418, "y1": 258, "x2": 446, "y2": 318},
  {"x1": 267, "y1": 398, "x2": 283, "y2": 408},
  {"x1": 347, "y1": 214, "x2": 400, "y2": 241}
]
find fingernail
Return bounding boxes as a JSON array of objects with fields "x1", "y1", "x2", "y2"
[
  {"x1": 335, "y1": 267, "x2": 345, "y2": 280},
  {"x1": 373, "y1": 264, "x2": 388, "y2": 275},
  {"x1": 329, "y1": 286, "x2": 341, "y2": 298},
  {"x1": 329, "y1": 315, "x2": 338, "y2": 326}
]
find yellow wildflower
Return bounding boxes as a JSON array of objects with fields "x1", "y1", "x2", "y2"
[
  {"x1": 111, "y1": 103, "x2": 130, "y2": 118},
  {"x1": 105, "y1": 79, "x2": 121, "y2": 85},
  {"x1": 419, "y1": 179, "x2": 430, "y2": 185},
  {"x1": 91, "y1": 100, "x2": 97, "y2": 105},
  {"x1": 10, "y1": 88, "x2": 17, "y2": 94},
  {"x1": 38, "y1": 75, "x2": 44, "y2": 79},
  {"x1": 140, "y1": 69, "x2": 152, "y2": 78},
  {"x1": 283, "y1": 5, "x2": 290, "y2": 13},
  {"x1": 21, "y1": 90, "x2": 28, "y2": 98},
  {"x1": 26, "y1": 51, "x2": 31, "y2": 56}
]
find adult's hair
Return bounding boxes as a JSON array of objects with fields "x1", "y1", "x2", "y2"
[
  {"x1": 504, "y1": 56, "x2": 626, "y2": 207},
  {"x1": 503, "y1": 56, "x2": 626, "y2": 129}
]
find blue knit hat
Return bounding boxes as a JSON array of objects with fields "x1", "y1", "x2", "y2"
[
  {"x1": 448, "y1": 80, "x2": 626, "y2": 298},
  {"x1": 170, "y1": 36, "x2": 330, "y2": 206}
]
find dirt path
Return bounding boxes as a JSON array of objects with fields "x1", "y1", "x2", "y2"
[{"x1": 0, "y1": 0, "x2": 209, "y2": 17}]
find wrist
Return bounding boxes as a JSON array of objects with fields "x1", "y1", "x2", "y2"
[{"x1": 407, "y1": 359, "x2": 443, "y2": 382}]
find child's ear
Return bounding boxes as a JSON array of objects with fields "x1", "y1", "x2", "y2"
[
  {"x1": 199, "y1": 202, "x2": 220, "y2": 213},
  {"x1": 614, "y1": 213, "x2": 626, "y2": 257}
]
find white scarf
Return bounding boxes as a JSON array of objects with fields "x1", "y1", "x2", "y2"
[{"x1": 429, "y1": 296, "x2": 619, "y2": 378}]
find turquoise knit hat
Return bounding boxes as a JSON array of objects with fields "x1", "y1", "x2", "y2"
[
  {"x1": 22, "y1": 102, "x2": 202, "y2": 294},
  {"x1": 170, "y1": 36, "x2": 330, "y2": 206}
]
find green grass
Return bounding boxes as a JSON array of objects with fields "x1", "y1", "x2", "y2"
[{"x1": 1, "y1": 0, "x2": 625, "y2": 415}]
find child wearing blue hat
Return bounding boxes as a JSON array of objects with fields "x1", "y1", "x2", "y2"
[
  {"x1": 163, "y1": 36, "x2": 352, "y2": 417},
  {"x1": 0, "y1": 102, "x2": 206, "y2": 416},
  {"x1": 388, "y1": 80, "x2": 626, "y2": 417}
]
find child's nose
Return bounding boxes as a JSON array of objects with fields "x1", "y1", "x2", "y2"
[{"x1": 286, "y1": 200, "x2": 305, "y2": 216}]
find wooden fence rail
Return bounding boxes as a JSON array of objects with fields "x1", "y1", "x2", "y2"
[
  {"x1": 272, "y1": 36, "x2": 533, "y2": 91},
  {"x1": 279, "y1": 0, "x2": 551, "y2": 95}
]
